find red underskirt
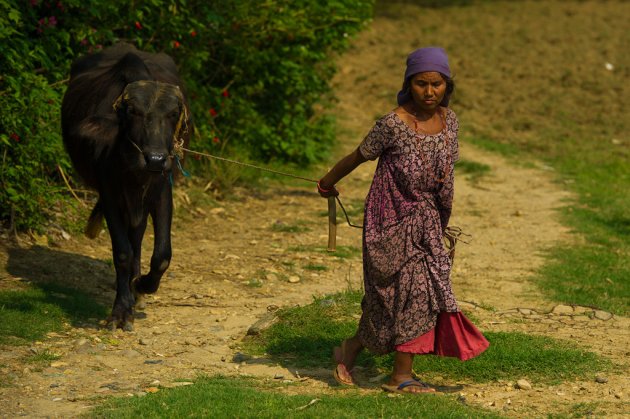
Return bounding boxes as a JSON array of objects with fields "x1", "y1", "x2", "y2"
[{"x1": 395, "y1": 312, "x2": 489, "y2": 361}]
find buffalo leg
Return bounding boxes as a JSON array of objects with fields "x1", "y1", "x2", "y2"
[
  {"x1": 102, "y1": 197, "x2": 136, "y2": 331},
  {"x1": 129, "y1": 215, "x2": 148, "y2": 310},
  {"x1": 135, "y1": 185, "x2": 172, "y2": 295}
]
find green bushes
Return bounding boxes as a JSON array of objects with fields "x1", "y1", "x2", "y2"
[{"x1": 0, "y1": 0, "x2": 374, "y2": 231}]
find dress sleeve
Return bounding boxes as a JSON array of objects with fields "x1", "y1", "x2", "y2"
[{"x1": 358, "y1": 116, "x2": 391, "y2": 161}]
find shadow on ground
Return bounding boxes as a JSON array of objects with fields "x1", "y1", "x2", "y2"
[{"x1": 3, "y1": 245, "x2": 112, "y2": 329}]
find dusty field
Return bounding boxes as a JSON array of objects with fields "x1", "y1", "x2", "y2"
[{"x1": 1, "y1": 4, "x2": 629, "y2": 418}]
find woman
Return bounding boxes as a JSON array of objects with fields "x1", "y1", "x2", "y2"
[{"x1": 317, "y1": 47, "x2": 489, "y2": 394}]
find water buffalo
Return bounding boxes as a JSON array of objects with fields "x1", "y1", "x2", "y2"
[{"x1": 61, "y1": 43, "x2": 192, "y2": 330}]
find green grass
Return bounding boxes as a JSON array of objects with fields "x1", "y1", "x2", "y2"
[
  {"x1": 244, "y1": 291, "x2": 612, "y2": 384},
  {"x1": 455, "y1": 159, "x2": 491, "y2": 184},
  {"x1": 288, "y1": 245, "x2": 362, "y2": 260},
  {"x1": 90, "y1": 376, "x2": 501, "y2": 419},
  {"x1": 304, "y1": 263, "x2": 329, "y2": 271},
  {"x1": 270, "y1": 220, "x2": 311, "y2": 233},
  {"x1": 25, "y1": 349, "x2": 61, "y2": 364},
  {"x1": 0, "y1": 283, "x2": 107, "y2": 345}
]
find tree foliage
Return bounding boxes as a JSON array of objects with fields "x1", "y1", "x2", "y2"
[{"x1": 0, "y1": 0, "x2": 374, "y2": 230}]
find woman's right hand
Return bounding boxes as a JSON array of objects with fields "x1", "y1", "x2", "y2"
[{"x1": 317, "y1": 180, "x2": 339, "y2": 198}]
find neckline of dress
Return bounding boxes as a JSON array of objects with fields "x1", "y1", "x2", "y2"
[{"x1": 390, "y1": 108, "x2": 448, "y2": 138}]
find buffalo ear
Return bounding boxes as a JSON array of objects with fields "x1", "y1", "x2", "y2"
[{"x1": 74, "y1": 115, "x2": 119, "y2": 159}]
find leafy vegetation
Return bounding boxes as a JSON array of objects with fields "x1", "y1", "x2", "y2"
[{"x1": 0, "y1": 0, "x2": 374, "y2": 231}]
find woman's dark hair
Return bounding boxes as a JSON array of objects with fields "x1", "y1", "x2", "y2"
[{"x1": 443, "y1": 74, "x2": 455, "y2": 103}]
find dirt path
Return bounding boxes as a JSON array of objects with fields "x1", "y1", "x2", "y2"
[{"x1": 1, "y1": 14, "x2": 629, "y2": 419}]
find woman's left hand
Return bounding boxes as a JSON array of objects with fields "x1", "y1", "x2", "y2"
[{"x1": 317, "y1": 180, "x2": 339, "y2": 198}]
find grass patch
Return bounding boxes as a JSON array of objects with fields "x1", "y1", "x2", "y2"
[
  {"x1": 456, "y1": 159, "x2": 491, "y2": 184},
  {"x1": 0, "y1": 283, "x2": 107, "y2": 345},
  {"x1": 90, "y1": 376, "x2": 500, "y2": 418},
  {"x1": 537, "y1": 244, "x2": 628, "y2": 315},
  {"x1": 26, "y1": 349, "x2": 61, "y2": 364},
  {"x1": 270, "y1": 220, "x2": 311, "y2": 233},
  {"x1": 245, "y1": 291, "x2": 612, "y2": 384},
  {"x1": 288, "y1": 245, "x2": 361, "y2": 260},
  {"x1": 304, "y1": 263, "x2": 329, "y2": 271}
]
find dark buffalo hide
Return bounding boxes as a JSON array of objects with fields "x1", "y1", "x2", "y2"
[{"x1": 61, "y1": 43, "x2": 192, "y2": 330}]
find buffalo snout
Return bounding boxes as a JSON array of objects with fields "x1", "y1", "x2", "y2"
[{"x1": 144, "y1": 151, "x2": 170, "y2": 172}]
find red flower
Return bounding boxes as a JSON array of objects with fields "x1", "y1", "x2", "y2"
[
  {"x1": 190, "y1": 30, "x2": 197, "y2": 37},
  {"x1": 173, "y1": 40, "x2": 181, "y2": 48},
  {"x1": 209, "y1": 108, "x2": 218, "y2": 116},
  {"x1": 222, "y1": 90, "x2": 229, "y2": 98},
  {"x1": 135, "y1": 21, "x2": 142, "y2": 30},
  {"x1": 212, "y1": 137, "x2": 220, "y2": 144},
  {"x1": 10, "y1": 133, "x2": 20, "y2": 142}
]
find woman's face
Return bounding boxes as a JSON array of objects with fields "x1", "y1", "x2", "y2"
[{"x1": 409, "y1": 71, "x2": 447, "y2": 112}]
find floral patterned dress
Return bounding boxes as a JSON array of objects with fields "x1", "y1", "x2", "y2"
[{"x1": 356, "y1": 108, "x2": 488, "y2": 359}]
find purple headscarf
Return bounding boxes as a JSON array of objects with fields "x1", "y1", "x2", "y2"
[{"x1": 396, "y1": 47, "x2": 452, "y2": 107}]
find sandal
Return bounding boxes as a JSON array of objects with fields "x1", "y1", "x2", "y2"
[
  {"x1": 332, "y1": 341, "x2": 356, "y2": 386},
  {"x1": 381, "y1": 379, "x2": 436, "y2": 395}
]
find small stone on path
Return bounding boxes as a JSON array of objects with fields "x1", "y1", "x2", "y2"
[
  {"x1": 516, "y1": 379, "x2": 532, "y2": 390},
  {"x1": 552, "y1": 305, "x2": 574, "y2": 315},
  {"x1": 288, "y1": 275, "x2": 301, "y2": 283},
  {"x1": 594, "y1": 310, "x2": 613, "y2": 321},
  {"x1": 595, "y1": 374, "x2": 608, "y2": 384}
]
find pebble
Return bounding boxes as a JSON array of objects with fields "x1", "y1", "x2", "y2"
[
  {"x1": 75, "y1": 338, "x2": 88, "y2": 347},
  {"x1": 516, "y1": 379, "x2": 532, "y2": 390},
  {"x1": 552, "y1": 305, "x2": 574, "y2": 315},
  {"x1": 595, "y1": 374, "x2": 608, "y2": 384},
  {"x1": 138, "y1": 338, "x2": 149, "y2": 345},
  {"x1": 288, "y1": 275, "x2": 301, "y2": 283},
  {"x1": 594, "y1": 310, "x2": 613, "y2": 321},
  {"x1": 273, "y1": 374, "x2": 284, "y2": 379}
]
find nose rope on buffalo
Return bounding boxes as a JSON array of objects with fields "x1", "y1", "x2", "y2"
[{"x1": 174, "y1": 144, "x2": 363, "y2": 252}]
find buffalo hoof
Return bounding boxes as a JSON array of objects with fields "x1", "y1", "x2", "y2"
[
  {"x1": 107, "y1": 306, "x2": 135, "y2": 331},
  {"x1": 134, "y1": 274, "x2": 161, "y2": 295},
  {"x1": 106, "y1": 316, "x2": 134, "y2": 332},
  {"x1": 131, "y1": 277, "x2": 147, "y2": 310},
  {"x1": 135, "y1": 293, "x2": 146, "y2": 310}
]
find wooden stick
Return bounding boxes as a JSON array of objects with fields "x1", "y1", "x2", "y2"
[{"x1": 327, "y1": 196, "x2": 336, "y2": 252}]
